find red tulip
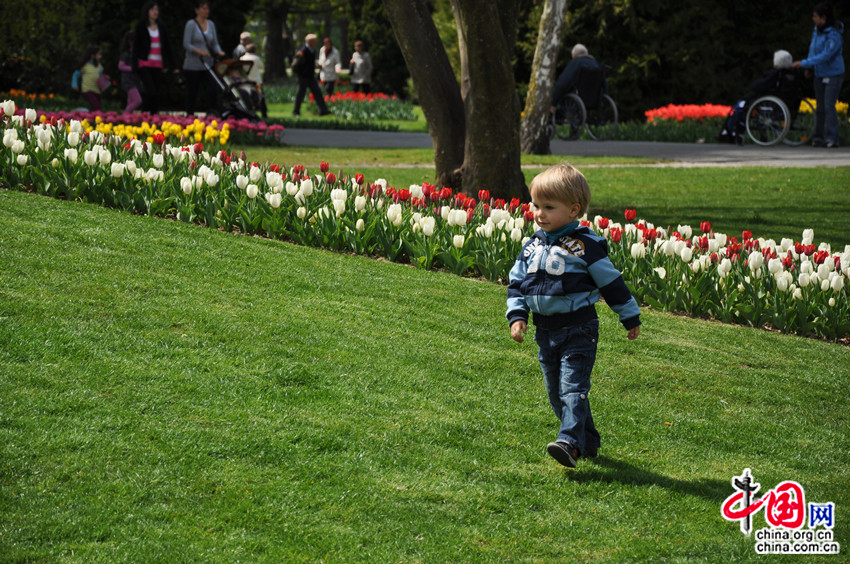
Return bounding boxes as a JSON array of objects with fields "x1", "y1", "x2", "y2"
[
  {"x1": 355, "y1": 173, "x2": 365, "y2": 185},
  {"x1": 152, "y1": 133, "x2": 165, "y2": 145},
  {"x1": 597, "y1": 217, "x2": 610, "y2": 229},
  {"x1": 270, "y1": 163, "x2": 280, "y2": 173},
  {"x1": 700, "y1": 221, "x2": 711, "y2": 233},
  {"x1": 610, "y1": 227, "x2": 623, "y2": 242},
  {"x1": 320, "y1": 161, "x2": 329, "y2": 173},
  {"x1": 325, "y1": 172, "x2": 336, "y2": 185},
  {"x1": 193, "y1": 142, "x2": 203, "y2": 154},
  {"x1": 813, "y1": 250, "x2": 829, "y2": 264},
  {"x1": 698, "y1": 236, "x2": 709, "y2": 250},
  {"x1": 478, "y1": 189, "x2": 490, "y2": 202},
  {"x1": 624, "y1": 209, "x2": 637, "y2": 221},
  {"x1": 742, "y1": 230, "x2": 753, "y2": 240}
]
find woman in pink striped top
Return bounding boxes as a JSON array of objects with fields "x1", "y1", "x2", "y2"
[{"x1": 132, "y1": 1, "x2": 177, "y2": 114}]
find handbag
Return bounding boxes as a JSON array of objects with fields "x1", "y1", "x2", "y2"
[{"x1": 97, "y1": 74, "x2": 111, "y2": 91}]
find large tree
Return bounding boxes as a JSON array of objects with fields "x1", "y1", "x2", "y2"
[
  {"x1": 519, "y1": 0, "x2": 569, "y2": 155},
  {"x1": 383, "y1": 0, "x2": 528, "y2": 200}
]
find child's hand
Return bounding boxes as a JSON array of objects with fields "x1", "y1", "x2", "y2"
[
  {"x1": 627, "y1": 326, "x2": 640, "y2": 340},
  {"x1": 511, "y1": 320, "x2": 527, "y2": 343}
]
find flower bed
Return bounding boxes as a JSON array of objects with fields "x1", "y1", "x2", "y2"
[
  {"x1": 0, "y1": 102, "x2": 284, "y2": 147},
  {"x1": 2, "y1": 101, "x2": 848, "y2": 340}
]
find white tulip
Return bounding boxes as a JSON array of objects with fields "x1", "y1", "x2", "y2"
[
  {"x1": 448, "y1": 209, "x2": 467, "y2": 227},
  {"x1": 193, "y1": 176, "x2": 204, "y2": 190},
  {"x1": 409, "y1": 184, "x2": 424, "y2": 199},
  {"x1": 64, "y1": 148, "x2": 78, "y2": 163},
  {"x1": 802, "y1": 229, "x2": 814, "y2": 245},
  {"x1": 246, "y1": 184, "x2": 258, "y2": 199},
  {"x1": 356, "y1": 218, "x2": 365, "y2": 231},
  {"x1": 152, "y1": 153, "x2": 164, "y2": 169},
  {"x1": 249, "y1": 165, "x2": 261, "y2": 183},
  {"x1": 654, "y1": 266, "x2": 667, "y2": 279},
  {"x1": 775, "y1": 273, "x2": 789, "y2": 292},
  {"x1": 680, "y1": 246, "x2": 693, "y2": 263},
  {"x1": 285, "y1": 181, "x2": 298, "y2": 196},
  {"x1": 817, "y1": 263, "x2": 831, "y2": 280},
  {"x1": 330, "y1": 188, "x2": 347, "y2": 202},
  {"x1": 829, "y1": 297, "x2": 836, "y2": 307},
  {"x1": 677, "y1": 224, "x2": 692, "y2": 239},
  {"x1": 355, "y1": 195, "x2": 366, "y2": 213},
  {"x1": 299, "y1": 178, "x2": 314, "y2": 196},
  {"x1": 715, "y1": 233, "x2": 727, "y2": 247},
  {"x1": 98, "y1": 148, "x2": 111, "y2": 165},
  {"x1": 630, "y1": 243, "x2": 646, "y2": 259},
  {"x1": 768, "y1": 258, "x2": 783, "y2": 275},
  {"x1": 0, "y1": 99, "x2": 15, "y2": 116},
  {"x1": 297, "y1": 206, "x2": 307, "y2": 219},
  {"x1": 821, "y1": 279, "x2": 830, "y2": 291},
  {"x1": 180, "y1": 177, "x2": 193, "y2": 195},
  {"x1": 748, "y1": 251, "x2": 764, "y2": 270},
  {"x1": 510, "y1": 228, "x2": 523, "y2": 242},
  {"x1": 832, "y1": 276, "x2": 845, "y2": 293},
  {"x1": 793, "y1": 288, "x2": 803, "y2": 300},
  {"x1": 374, "y1": 178, "x2": 388, "y2": 191},
  {"x1": 453, "y1": 234, "x2": 465, "y2": 248},
  {"x1": 440, "y1": 206, "x2": 450, "y2": 221},
  {"x1": 798, "y1": 272, "x2": 810, "y2": 288},
  {"x1": 84, "y1": 149, "x2": 98, "y2": 166},
  {"x1": 800, "y1": 260, "x2": 813, "y2": 275},
  {"x1": 333, "y1": 200, "x2": 346, "y2": 217},
  {"x1": 205, "y1": 172, "x2": 219, "y2": 187},
  {"x1": 111, "y1": 163, "x2": 124, "y2": 178},
  {"x1": 268, "y1": 192, "x2": 282, "y2": 209},
  {"x1": 25, "y1": 108, "x2": 37, "y2": 122},
  {"x1": 124, "y1": 160, "x2": 137, "y2": 176},
  {"x1": 387, "y1": 203, "x2": 403, "y2": 226},
  {"x1": 3, "y1": 128, "x2": 17, "y2": 147},
  {"x1": 236, "y1": 174, "x2": 248, "y2": 190},
  {"x1": 779, "y1": 238, "x2": 793, "y2": 253},
  {"x1": 422, "y1": 216, "x2": 436, "y2": 237},
  {"x1": 16, "y1": 154, "x2": 28, "y2": 166},
  {"x1": 266, "y1": 171, "x2": 282, "y2": 189}
]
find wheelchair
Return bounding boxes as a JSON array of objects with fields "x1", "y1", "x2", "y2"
[
  {"x1": 549, "y1": 65, "x2": 619, "y2": 141},
  {"x1": 745, "y1": 95, "x2": 815, "y2": 146}
]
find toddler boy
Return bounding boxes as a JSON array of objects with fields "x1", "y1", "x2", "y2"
[{"x1": 507, "y1": 164, "x2": 641, "y2": 468}]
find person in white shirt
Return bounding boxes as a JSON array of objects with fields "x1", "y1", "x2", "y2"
[
  {"x1": 239, "y1": 43, "x2": 267, "y2": 118},
  {"x1": 317, "y1": 37, "x2": 341, "y2": 96},
  {"x1": 349, "y1": 40, "x2": 373, "y2": 94}
]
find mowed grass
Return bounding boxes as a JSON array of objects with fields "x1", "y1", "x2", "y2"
[
  {"x1": 234, "y1": 146, "x2": 850, "y2": 249},
  {"x1": 1, "y1": 188, "x2": 849, "y2": 562}
]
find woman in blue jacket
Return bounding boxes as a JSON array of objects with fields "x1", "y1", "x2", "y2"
[{"x1": 793, "y1": 3, "x2": 845, "y2": 147}]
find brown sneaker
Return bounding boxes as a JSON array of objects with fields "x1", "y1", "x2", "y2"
[{"x1": 547, "y1": 441, "x2": 578, "y2": 468}]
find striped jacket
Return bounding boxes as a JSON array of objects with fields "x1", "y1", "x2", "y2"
[{"x1": 506, "y1": 225, "x2": 641, "y2": 330}]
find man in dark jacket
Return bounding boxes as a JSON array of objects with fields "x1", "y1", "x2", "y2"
[
  {"x1": 552, "y1": 44, "x2": 607, "y2": 107},
  {"x1": 291, "y1": 33, "x2": 330, "y2": 116}
]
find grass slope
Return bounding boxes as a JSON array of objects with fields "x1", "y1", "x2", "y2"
[{"x1": 1, "y1": 189, "x2": 848, "y2": 562}]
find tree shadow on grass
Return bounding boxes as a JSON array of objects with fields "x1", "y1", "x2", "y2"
[{"x1": 568, "y1": 456, "x2": 730, "y2": 502}]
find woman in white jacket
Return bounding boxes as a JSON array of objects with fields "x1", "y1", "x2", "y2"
[
  {"x1": 317, "y1": 37, "x2": 341, "y2": 96},
  {"x1": 349, "y1": 40, "x2": 373, "y2": 94}
]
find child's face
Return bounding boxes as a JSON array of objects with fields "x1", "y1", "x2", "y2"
[{"x1": 531, "y1": 194, "x2": 581, "y2": 232}]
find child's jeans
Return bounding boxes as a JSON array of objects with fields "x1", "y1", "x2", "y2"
[{"x1": 535, "y1": 318, "x2": 601, "y2": 455}]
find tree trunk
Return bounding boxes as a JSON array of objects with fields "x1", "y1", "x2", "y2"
[
  {"x1": 264, "y1": 1, "x2": 290, "y2": 82},
  {"x1": 451, "y1": 0, "x2": 527, "y2": 200},
  {"x1": 520, "y1": 0, "x2": 569, "y2": 155},
  {"x1": 382, "y1": 0, "x2": 465, "y2": 189}
]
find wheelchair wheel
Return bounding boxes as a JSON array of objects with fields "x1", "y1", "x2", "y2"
[
  {"x1": 585, "y1": 94, "x2": 619, "y2": 141},
  {"x1": 552, "y1": 93, "x2": 586, "y2": 141},
  {"x1": 745, "y1": 95, "x2": 790, "y2": 146},
  {"x1": 783, "y1": 98, "x2": 816, "y2": 146}
]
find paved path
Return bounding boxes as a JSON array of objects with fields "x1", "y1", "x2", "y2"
[{"x1": 282, "y1": 128, "x2": 849, "y2": 167}]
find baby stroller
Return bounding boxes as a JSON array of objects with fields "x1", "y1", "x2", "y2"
[{"x1": 205, "y1": 58, "x2": 263, "y2": 121}]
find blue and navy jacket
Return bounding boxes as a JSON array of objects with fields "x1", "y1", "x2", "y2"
[
  {"x1": 802, "y1": 21, "x2": 845, "y2": 78},
  {"x1": 506, "y1": 222, "x2": 641, "y2": 330}
]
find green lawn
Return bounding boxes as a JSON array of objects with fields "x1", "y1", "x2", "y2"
[{"x1": 1, "y1": 188, "x2": 848, "y2": 561}]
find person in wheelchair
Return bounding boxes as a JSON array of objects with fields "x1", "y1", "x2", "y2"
[
  {"x1": 716, "y1": 50, "x2": 802, "y2": 144},
  {"x1": 552, "y1": 44, "x2": 608, "y2": 110}
]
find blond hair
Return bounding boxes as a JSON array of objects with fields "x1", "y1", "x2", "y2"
[{"x1": 529, "y1": 164, "x2": 590, "y2": 215}]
